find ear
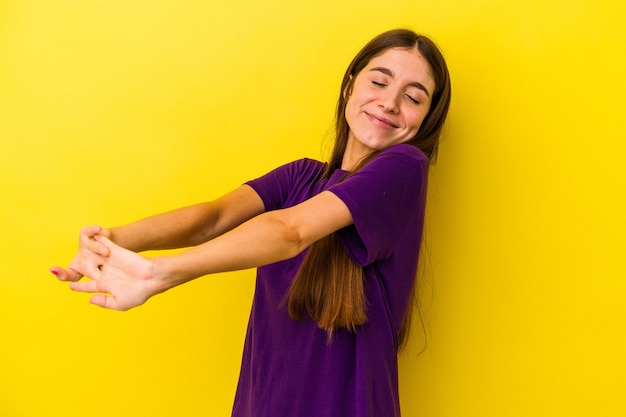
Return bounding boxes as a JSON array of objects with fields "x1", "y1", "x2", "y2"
[{"x1": 343, "y1": 75, "x2": 354, "y2": 100}]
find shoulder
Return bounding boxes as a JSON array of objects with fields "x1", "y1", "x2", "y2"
[
  {"x1": 277, "y1": 158, "x2": 327, "y2": 183},
  {"x1": 269, "y1": 157, "x2": 324, "y2": 172},
  {"x1": 330, "y1": 144, "x2": 429, "y2": 199},
  {"x1": 250, "y1": 158, "x2": 325, "y2": 181},
  {"x1": 374, "y1": 144, "x2": 429, "y2": 165},
  {"x1": 356, "y1": 144, "x2": 429, "y2": 180},
  {"x1": 246, "y1": 158, "x2": 327, "y2": 211},
  {"x1": 291, "y1": 158, "x2": 326, "y2": 172}
]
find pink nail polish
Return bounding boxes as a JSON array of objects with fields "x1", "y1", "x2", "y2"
[{"x1": 50, "y1": 269, "x2": 59, "y2": 276}]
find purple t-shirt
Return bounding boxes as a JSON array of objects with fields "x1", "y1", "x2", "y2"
[{"x1": 232, "y1": 144, "x2": 429, "y2": 417}]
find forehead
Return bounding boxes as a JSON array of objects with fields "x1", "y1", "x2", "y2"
[{"x1": 364, "y1": 47, "x2": 435, "y2": 94}]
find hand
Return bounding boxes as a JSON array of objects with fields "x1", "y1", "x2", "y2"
[
  {"x1": 67, "y1": 235, "x2": 161, "y2": 311},
  {"x1": 50, "y1": 225, "x2": 111, "y2": 282}
]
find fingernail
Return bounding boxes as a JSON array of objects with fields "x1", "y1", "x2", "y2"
[{"x1": 50, "y1": 269, "x2": 59, "y2": 276}]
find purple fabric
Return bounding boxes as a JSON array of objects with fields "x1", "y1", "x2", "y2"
[{"x1": 232, "y1": 144, "x2": 429, "y2": 417}]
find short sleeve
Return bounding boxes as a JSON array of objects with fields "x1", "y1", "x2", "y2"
[
  {"x1": 328, "y1": 144, "x2": 428, "y2": 266},
  {"x1": 245, "y1": 159, "x2": 326, "y2": 211}
]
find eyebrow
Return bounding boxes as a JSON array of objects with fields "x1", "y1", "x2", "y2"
[{"x1": 369, "y1": 67, "x2": 432, "y2": 98}]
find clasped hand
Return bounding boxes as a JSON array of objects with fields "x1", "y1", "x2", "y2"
[{"x1": 51, "y1": 226, "x2": 159, "y2": 311}]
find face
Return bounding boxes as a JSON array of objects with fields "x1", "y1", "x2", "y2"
[{"x1": 343, "y1": 47, "x2": 435, "y2": 166}]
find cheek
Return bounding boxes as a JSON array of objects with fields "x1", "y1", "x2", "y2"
[
  {"x1": 406, "y1": 114, "x2": 424, "y2": 133},
  {"x1": 345, "y1": 89, "x2": 376, "y2": 119},
  {"x1": 344, "y1": 102, "x2": 353, "y2": 128},
  {"x1": 409, "y1": 108, "x2": 430, "y2": 132},
  {"x1": 344, "y1": 99, "x2": 360, "y2": 128}
]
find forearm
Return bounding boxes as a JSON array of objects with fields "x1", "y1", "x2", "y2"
[
  {"x1": 106, "y1": 185, "x2": 265, "y2": 253},
  {"x1": 152, "y1": 210, "x2": 306, "y2": 291},
  {"x1": 108, "y1": 203, "x2": 217, "y2": 252}
]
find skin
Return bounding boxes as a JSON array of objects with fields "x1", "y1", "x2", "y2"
[
  {"x1": 342, "y1": 47, "x2": 434, "y2": 170},
  {"x1": 51, "y1": 187, "x2": 351, "y2": 310},
  {"x1": 50, "y1": 47, "x2": 436, "y2": 311}
]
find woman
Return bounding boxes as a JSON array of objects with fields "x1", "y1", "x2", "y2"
[{"x1": 51, "y1": 29, "x2": 451, "y2": 417}]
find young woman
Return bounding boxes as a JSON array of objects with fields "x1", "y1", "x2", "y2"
[{"x1": 51, "y1": 29, "x2": 451, "y2": 417}]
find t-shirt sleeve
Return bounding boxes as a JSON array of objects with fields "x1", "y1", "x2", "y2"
[
  {"x1": 245, "y1": 158, "x2": 324, "y2": 211},
  {"x1": 328, "y1": 144, "x2": 428, "y2": 266}
]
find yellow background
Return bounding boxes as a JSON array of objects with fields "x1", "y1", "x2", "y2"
[{"x1": 1, "y1": 0, "x2": 624, "y2": 416}]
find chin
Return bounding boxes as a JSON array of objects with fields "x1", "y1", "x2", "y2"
[{"x1": 370, "y1": 140, "x2": 399, "y2": 151}]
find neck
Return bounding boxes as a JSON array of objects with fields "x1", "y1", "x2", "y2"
[{"x1": 341, "y1": 134, "x2": 371, "y2": 171}]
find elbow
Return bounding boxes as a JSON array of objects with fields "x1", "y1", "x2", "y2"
[
  {"x1": 283, "y1": 224, "x2": 308, "y2": 255},
  {"x1": 268, "y1": 212, "x2": 310, "y2": 258}
]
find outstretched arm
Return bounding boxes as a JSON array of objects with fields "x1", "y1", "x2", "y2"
[
  {"x1": 51, "y1": 185, "x2": 265, "y2": 282},
  {"x1": 104, "y1": 184, "x2": 266, "y2": 252},
  {"x1": 69, "y1": 190, "x2": 353, "y2": 310}
]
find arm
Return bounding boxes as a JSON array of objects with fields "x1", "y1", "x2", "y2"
[
  {"x1": 50, "y1": 185, "x2": 265, "y2": 282},
  {"x1": 106, "y1": 184, "x2": 265, "y2": 252},
  {"x1": 69, "y1": 190, "x2": 353, "y2": 310}
]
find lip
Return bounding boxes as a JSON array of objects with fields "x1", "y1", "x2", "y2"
[{"x1": 365, "y1": 112, "x2": 398, "y2": 129}]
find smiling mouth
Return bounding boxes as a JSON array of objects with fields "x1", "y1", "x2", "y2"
[{"x1": 365, "y1": 112, "x2": 398, "y2": 129}]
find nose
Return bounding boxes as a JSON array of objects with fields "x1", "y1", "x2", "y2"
[{"x1": 378, "y1": 91, "x2": 399, "y2": 114}]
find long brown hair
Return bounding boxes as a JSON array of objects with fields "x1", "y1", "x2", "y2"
[{"x1": 287, "y1": 29, "x2": 451, "y2": 347}]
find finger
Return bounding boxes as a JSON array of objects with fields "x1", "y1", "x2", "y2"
[
  {"x1": 79, "y1": 260, "x2": 103, "y2": 280},
  {"x1": 90, "y1": 294, "x2": 123, "y2": 311},
  {"x1": 97, "y1": 227, "x2": 112, "y2": 239},
  {"x1": 93, "y1": 235, "x2": 118, "y2": 256},
  {"x1": 69, "y1": 279, "x2": 99, "y2": 293},
  {"x1": 50, "y1": 267, "x2": 83, "y2": 282},
  {"x1": 94, "y1": 234, "x2": 114, "y2": 247},
  {"x1": 84, "y1": 240, "x2": 110, "y2": 257},
  {"x1": 80, "y1": 225, "x2": 103, "y2": 238},
  {"x1": 80, "y1": 226, "x2": 110, "y2": 257}
]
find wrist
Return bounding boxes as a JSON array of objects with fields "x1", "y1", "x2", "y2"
[
  {"x1": 150, "y1": 256, "x2": 171, "y2": 294},
  {"x1": 150, "y1": 255, "x2": 189, "y2": 295}
]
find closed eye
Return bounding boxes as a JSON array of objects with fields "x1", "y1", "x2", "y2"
[
  {"x1": 372, "y1": 81, "x2": 387, "y2": 87},
  {"x1": 406, "y1": 94, "x2": 420, "y2": 104}
]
